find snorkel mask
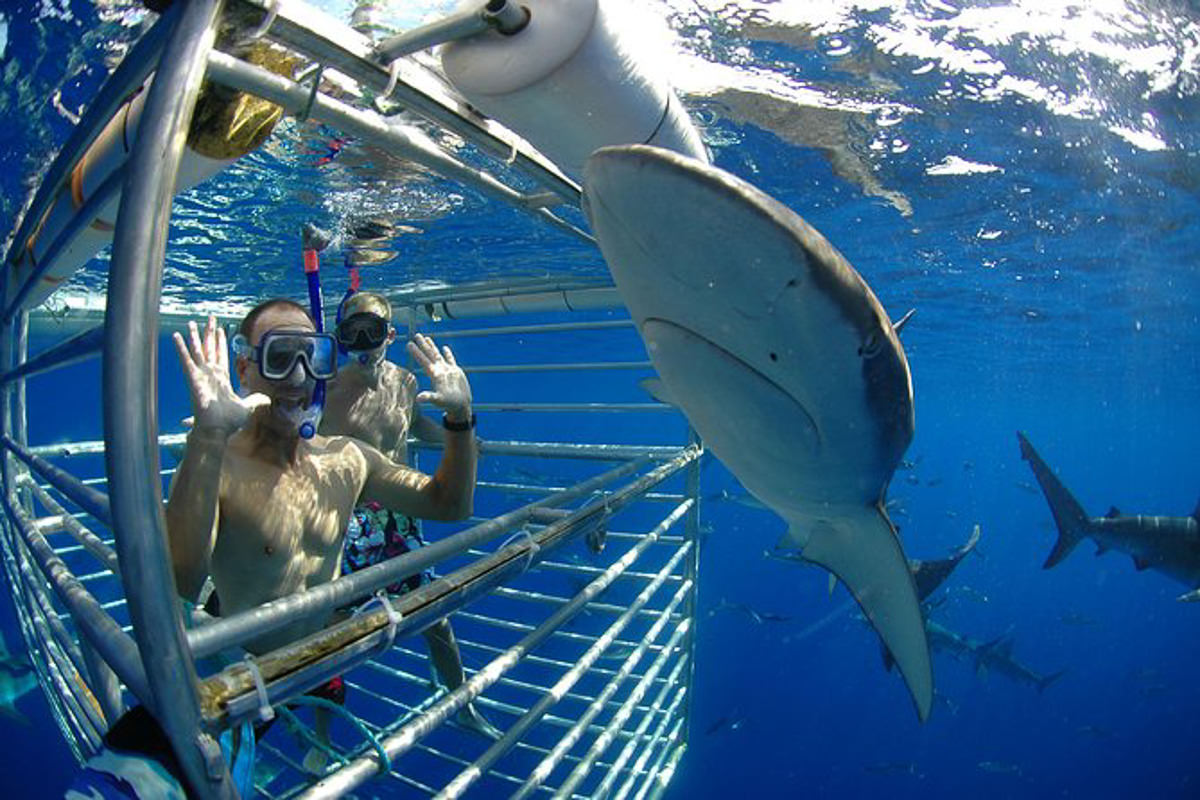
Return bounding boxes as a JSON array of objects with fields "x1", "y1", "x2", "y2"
[
  {"x1": 231, "y1": 330, "x2": 338, "y2": 381},
  {"x1": 231, "y1": 329, "x2": 337, "y2": 433},
  {"x1": 336, "y1": 312, "x2": 390, "y2": 366}
]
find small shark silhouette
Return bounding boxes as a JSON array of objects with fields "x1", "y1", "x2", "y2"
[
  {"x1": 1018, "y1": 432, "x2": 1200, "y2": 600},
  {"x1": 0, "y1": 631, "x2": 37, "y2": 725},
  {"x1": 926, "y1": 620, "x2": 1065, "y2": 694}
]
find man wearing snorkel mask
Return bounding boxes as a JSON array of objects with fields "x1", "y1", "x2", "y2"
[
  {"x1": 165, "y1": 301, "x2": 476, "y2": 659},
  {"x1": 320, "y1": 292, "x2": 499, "y2": 742}
]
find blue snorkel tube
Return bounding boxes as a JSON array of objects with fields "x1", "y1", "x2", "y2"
[{"x1": 299, "y1": 223, "x2": 332, "y2": 439}]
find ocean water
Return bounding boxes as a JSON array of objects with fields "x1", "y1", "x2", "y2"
[{"x1": 2, "y1": 0, "x2": 1199, "y2": 797}]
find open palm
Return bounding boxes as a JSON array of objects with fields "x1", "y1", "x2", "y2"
[
  {"x1": 172, "y1": 315, "x2": 268, "y2": 435},
  {"x1": 407, "y1": 333, "x2": 472, "y2": 420}
]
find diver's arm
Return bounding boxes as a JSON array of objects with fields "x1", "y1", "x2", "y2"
[
  {"x1": 359, "y1": 432, "x2": 475, "y2": 521},
  {"x1": 409, "y1": 410, "x2": 446, "y2": 444},
  {"x1": 401, "y1": 368, "x2": 445, "y2": 444},
  {"x1": 165, "y1": 428, "x2": 226, "y2": 600},
  {"x1": 165, "y1": 316, "x2": 267, "y2": 599},
  {"x1": 362, "y1": 334, "x2": 475, "y2": 519}
]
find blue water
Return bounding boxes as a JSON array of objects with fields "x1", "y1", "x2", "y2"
[{"x1": 3, "y1": 0, "x2": 1200, "y2": 797}]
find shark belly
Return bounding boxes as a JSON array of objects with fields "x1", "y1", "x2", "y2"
[{"x1": 583, "y1": 144, "x2": 931, "y2": 720}]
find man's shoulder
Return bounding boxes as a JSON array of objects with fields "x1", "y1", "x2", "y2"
[{"x1": 312, "y1": 432, "x2": 371, "y2": 457}]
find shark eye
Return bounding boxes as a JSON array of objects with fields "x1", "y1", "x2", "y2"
[{"x1": 859, "y1": 332, "x2": 882, "y2": 358}]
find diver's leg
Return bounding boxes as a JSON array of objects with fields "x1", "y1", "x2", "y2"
[
  {"x1": 300, "y1": 676, "x2": 344, "y2": 774},
  {"x1": 302, "y1": 707, "x2": 332, "y2": 774},
  {"x1": 423, "y1": 619, "x2": 501, "y2": 739},
  {"x1": 424, "y1": 618, "x2": 465, "y2": 689}
]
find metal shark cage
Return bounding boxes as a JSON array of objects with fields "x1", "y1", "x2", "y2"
[{"x1": 0, "y1": 1, "x2": 703, "y2": 797}]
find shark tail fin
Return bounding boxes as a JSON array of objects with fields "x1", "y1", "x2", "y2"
[
  {"x1": 798, "y1": 507, "x2": 933, "y2": 722},
  {"x1": 959, "y1": 523, "x2": 982, "y2": 559},
  {"x1": 1038, "y1": 669, "x2": 1067, "y2": 693},
  {"x1": 1017, "y1": 432, "x2": 1091, "y2": 569}
]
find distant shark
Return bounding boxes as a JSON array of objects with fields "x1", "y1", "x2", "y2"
[
  {"x1": 1017, "y1": 432, "x2": 1200, "y2": 600},
  {"x1": 0, "y1": 631, "x2": 37, "y2": 725},
  {"x1": 926, "y1": 620, "x2": 1065, "y2": 694},
  {"x1": 584, "y1": 145, "x2": 932, "y2": 720},
  {"x1": 910, "y1": 524, "x2": 981, "y2": 603}
]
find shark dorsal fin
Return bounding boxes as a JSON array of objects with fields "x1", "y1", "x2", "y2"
[
  {"x1": 1105, "y1": 506, "x2": 1122, "y2": 519},
  {"x1": 1133, "y1": 555, "x2": 1151, "y2": 571}
]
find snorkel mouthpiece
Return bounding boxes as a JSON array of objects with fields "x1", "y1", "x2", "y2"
[
  {"x1": 300, "y1": 223, "x2": 333, "y2": 440},
  {"x1": 297, "y1": 393, "x2": 322, "y2": 439}
]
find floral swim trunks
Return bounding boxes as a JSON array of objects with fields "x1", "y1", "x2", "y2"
[{"x1": 342, "y1": 501, "x2": 434, "y2": 595}]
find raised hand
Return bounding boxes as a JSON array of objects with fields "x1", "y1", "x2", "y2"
[
  {"x1": 172, "y1": 315, "x2": 269, "y2": 436},
  {"x1": 407, "y1": 333, "x2": 472, "y2": 421}
]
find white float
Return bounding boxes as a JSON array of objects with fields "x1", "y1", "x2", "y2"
[{"x1": 440, "y1": 0, "x2": 708, "y2": 180}]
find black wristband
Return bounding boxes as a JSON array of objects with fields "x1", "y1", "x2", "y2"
[{"x1": 443, "y1": 413, "x2": 476, "y2": 432}]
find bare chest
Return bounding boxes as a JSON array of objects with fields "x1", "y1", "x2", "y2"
[
  {"x1": 325, "y1": 372, "x2": 414, "y2": 453},
  {"x1": 211, "y1": 448, "x2": 366, "y2": 602}
]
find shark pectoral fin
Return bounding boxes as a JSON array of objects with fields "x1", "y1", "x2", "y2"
[
  {"x1": 776, "y1": 524, "x2": 806, "y2": 552},
  {"x1": 962, "y1": 524, "x2": 982, "y2": 557},
  {"x1": 639, "y1": 377, "x2": 678, "y2": 407},
  {"x1": 798, "y1": 509, "x2": 933, "y2": 722}
]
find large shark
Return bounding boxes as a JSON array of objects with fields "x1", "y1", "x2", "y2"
[
  {"x1": 926, "y1": 620, "x2": 1065, "y2": 694},
  {"x1": 1017, "y1": 432, "x2": 1200, "y2": 599},
  {"x1": 583, "y1": 145, "x2": 932, "y2": 720}
]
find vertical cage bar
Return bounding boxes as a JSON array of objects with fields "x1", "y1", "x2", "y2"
[{"x1": 101, "y1": 0, "x2": 235, "y2": 796}]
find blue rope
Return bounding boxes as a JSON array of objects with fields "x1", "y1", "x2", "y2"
[{"x1": 280, "y1": 694, "x2": 393, "y2": 773}]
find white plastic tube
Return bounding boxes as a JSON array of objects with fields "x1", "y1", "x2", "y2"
[
  {"x1": 440, "y1": 0, "x2": 707, "y2": 180},
  {"x1": 11, "y1": 85, "x2": 239, "y2": 312}
]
